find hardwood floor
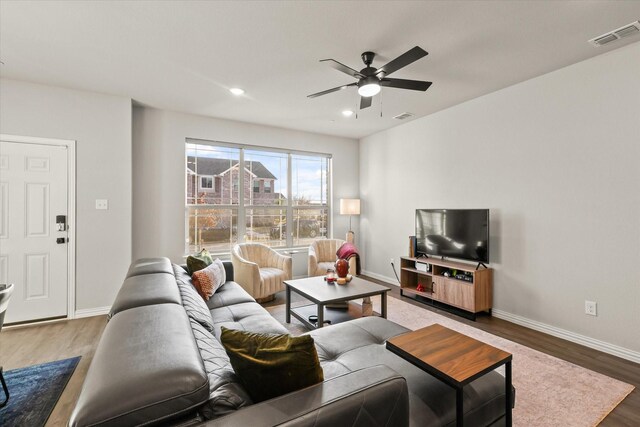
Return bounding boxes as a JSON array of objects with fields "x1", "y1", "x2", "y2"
[
  {"x1": 1, "y1": 280, "x2": 637, "y2": 426},
  {"x1": 0, "y1": 315, "x2": 107, "y2": 426}
]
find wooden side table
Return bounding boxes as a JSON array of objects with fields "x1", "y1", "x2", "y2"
[{"x1": 386, "y1": 323, "x2": 513, "y2": 427}]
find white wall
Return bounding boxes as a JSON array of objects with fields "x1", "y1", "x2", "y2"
[
  {"x1": 132, "y1": 107, "x2": 359, "y2": 264},
  {"x1": 360, "y1": 42, "x2": 640, "y2": 355},
  {"x1": 0, "y1": 78, "x2": 132, "y2": 312}
]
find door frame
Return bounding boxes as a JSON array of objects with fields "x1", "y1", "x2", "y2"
[{"x1": 1, "y1": 133, "x2": 77, "y2": 320}]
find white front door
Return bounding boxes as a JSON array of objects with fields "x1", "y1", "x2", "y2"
[{"x1": 0, "y1": 140, "x2": 69, "y2": 323}]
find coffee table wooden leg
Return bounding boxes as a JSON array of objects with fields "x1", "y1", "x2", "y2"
[
  {"x1": 317, "y1": 304, "x2": 324, "y2": 329},
  {"x1": 456, "y1": 387, "x2": 464, "y2": 427},
  {"x1": 381, "y1": 292, "x2": 388, "y2": 318},
  {"x1": 285, "y1": 286, "x2": 291, "y2": 323},
  {"x1": 505, "y1": 360, "x2": 513, "y2": 426}
]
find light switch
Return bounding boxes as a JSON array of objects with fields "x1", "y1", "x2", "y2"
[{"x1": 95, "y1": 199, "x2": 108, "y2": 210}]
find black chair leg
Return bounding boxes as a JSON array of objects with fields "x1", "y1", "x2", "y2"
[{"x1": 0, "y1": 366, "x2": 9, "y2": 408}]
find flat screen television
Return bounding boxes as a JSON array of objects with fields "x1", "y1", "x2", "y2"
[{"x1": 415, "y1": 209, "x2": 489, "y2": 263}]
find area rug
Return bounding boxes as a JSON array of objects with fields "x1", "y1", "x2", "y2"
[
  {"x1": 0, "y1": 356, "x2": 81, "y2": 427},
  {"x1": 267, "y1": 298, "x2": 634, "y2": 427}
]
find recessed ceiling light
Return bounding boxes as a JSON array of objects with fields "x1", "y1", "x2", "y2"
[
  {"x1": 229, "y1": 88, "x2": 245, "y2": 96},
  {"x1": 342, "y1": 110, "x2": 354, "y2": 117}
]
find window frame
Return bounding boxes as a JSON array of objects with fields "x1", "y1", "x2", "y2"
[{"x1": 186, "y1": 138, "x2": 332, "y2": 255}]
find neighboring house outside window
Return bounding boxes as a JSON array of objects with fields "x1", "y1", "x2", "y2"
[{"x1": 186, "y1": 141, "x2": 330, "y2": 253}]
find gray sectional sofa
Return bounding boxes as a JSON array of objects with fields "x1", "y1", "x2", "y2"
[{"x1": 69, "y1": 258, "x2": 512, "y2": 427}]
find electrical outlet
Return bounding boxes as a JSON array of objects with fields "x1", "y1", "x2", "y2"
[
  {"x1": 95, "y1": 199, "x2": 108, "y2": 210},
  {"x1": 585, "y1": 300, "x2": 597, "y2": 316},
  {"x1": 390, "y1": 258, "x2": 394, "y2": 265}
]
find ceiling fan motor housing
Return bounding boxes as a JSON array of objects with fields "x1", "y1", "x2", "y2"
[{"x1": 361, "y1": 51, "x2": 376, "y2": 66}]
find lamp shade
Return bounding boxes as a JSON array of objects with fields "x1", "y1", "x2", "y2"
[{"x1": 340, "y1": 199, "x2": 361, "y2": 215}]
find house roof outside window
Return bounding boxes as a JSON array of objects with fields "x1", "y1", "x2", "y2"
[{"x1": 187, "y1": 156, "x2": 277, "y2": 180}]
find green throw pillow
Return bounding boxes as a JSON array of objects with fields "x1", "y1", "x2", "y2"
[
  {"x1": 187, "y1": 249, "x2": 213, "y2": 274},
  {"x1": 220, "y1": 327, "x2": 324, "y2": 403}
]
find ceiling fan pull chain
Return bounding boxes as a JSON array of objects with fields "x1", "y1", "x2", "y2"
[{"x1": 380, "y1": 90, "x2": 383, "y2": 118}]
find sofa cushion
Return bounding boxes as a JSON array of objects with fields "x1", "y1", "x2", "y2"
[
  {"x1": 126, "y1": 257, "x2": 174, "y2": 278},
  {"x1": 206, "y1": 281, "x2": 256, "y2": 310},
  {"x1": 210, "y1": 301, "x2": 288, "y2": 339},
  {"x1": 174, "y1": 264, "x2": 215, "y2": 334},
  {"x1": 109, "y1": 273, "x2": 180, "y2": 318},
  {"x1": 220, "y1": 327, "x2": 324, "y2": 403},
  {"x1": 309, "y1": 317, "x2": 509, "y2": 427},
  {"x1": 187, "y1": 248, "x2": 213, "y2": 274},
  {"x1": 192, "y1": 259, "x2": 226, "y2": 300},
  {"x1": 188, "y1": 319, "x2": 253, "y2": 419},
  {"x1": 69, "y1": 304, "x2": 209, "y2": 427}
]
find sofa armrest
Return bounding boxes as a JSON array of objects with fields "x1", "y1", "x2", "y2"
[{"x1": 201, "y1": 365, "x2": 409, "y2": 427}]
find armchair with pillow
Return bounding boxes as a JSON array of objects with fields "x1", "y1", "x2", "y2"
[
  {"x1": 231, "y1": 243, "x2": 292, "y2": 303},
  {"x1": 307, "y1": 239, "x2": 345, "y2": 277}
]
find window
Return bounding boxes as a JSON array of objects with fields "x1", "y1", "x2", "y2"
[
  {"x1": 186, "y1": 140, "x2": 331, "y2": 253},
  {"x1": 200, "y1": 176, "x2": 214, "y2": 190}
]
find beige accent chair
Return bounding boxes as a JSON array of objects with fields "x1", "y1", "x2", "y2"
[
  {"x1": 231, "y1": 243, "x2": 292, "y2": 303},
  {"x1": 308, "y1": 239, "x2": 345, "y2": 277}
]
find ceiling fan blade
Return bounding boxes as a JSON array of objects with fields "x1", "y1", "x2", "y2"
[
  {"x1": 360, "y1": 96, "x2": 372, "y2": 110},
  {"x1": 307, "y1": 82, "x2": 357, "y2": 98},
  {"x1": 320, "y1": 59, "x2": 365, "y2": 79},
  {"x1": 376, "y1": 46, "x2": 428, "y2": 77},
  {"x1": 380, "y1": 78, "x2": 432, "y2": 91}
]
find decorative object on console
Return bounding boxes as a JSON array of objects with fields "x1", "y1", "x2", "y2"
[
  {"x1": 415, "y1": 262, "x2": 429, "y2": 272},
  {"x1": 186, "y1": 248, "x2": 213, "y2": 274},
  {"x1": 191, "y1": 258, "x2": 226, "y2": 301},
  {"x1": 409, "y1": 235, "x2": 417, "y2": 258},
  {"x1": 220, "y1": 327, "x2": 324, "y2": 403}
]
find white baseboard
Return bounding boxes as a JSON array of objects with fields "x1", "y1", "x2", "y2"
[
  {"x1": 74, "y1": 306, "x2": 111, "y2": 319},
  {"x1": 359, "y1": 272, "x2": 640, "y2": 364},
  {"x1": 361, "y1": 270, "x2": 399, "y2": 286},
  {"x1": 492, "y1": 309, "x2": 640, "y2": 364}
]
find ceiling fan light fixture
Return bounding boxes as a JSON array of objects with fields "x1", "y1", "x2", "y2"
[{"x1": 357, "y1": 78, "x2": 381, "y2": 97}]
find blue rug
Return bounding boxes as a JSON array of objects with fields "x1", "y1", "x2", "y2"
[{"x1": 0, "y1": 356, "x2": 80, "y2": 427}]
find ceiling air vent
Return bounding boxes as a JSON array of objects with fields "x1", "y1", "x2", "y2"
[
  {"x1": 589, "y1": 21, "x2": 640, "y2": 47},
  {"x1": 393, "y1": 112, "x2": 414, "y2": 120}
]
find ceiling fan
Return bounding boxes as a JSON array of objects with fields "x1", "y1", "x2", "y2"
[{"x1": 308, "y1": 46, "x2": 432, "y2": 110}]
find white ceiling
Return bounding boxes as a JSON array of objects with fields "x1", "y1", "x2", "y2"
[{"x1": 1, "y1": 1, "x2": 639, "y2": 139}]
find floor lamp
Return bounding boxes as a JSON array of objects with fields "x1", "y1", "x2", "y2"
[
  {"x1": 339, "y1": 198, "x2": 360, "y2": 244},
  {"x1": 339, "y1": 199, "x2": 371, "y2": 314}
]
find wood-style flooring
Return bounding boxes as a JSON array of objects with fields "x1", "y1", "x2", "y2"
[{"x1": 1, "y1": 278, "x2": 638, "y2": 426}]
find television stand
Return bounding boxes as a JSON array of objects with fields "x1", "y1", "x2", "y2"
[{"x1": 399, "y1": 257, "x2": 492, "y2": 320}]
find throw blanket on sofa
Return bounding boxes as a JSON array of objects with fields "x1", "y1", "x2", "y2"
[{"x1": 336, "y1": 243, "x2": 361, "y2": 275}]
